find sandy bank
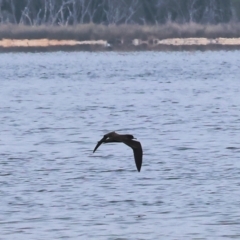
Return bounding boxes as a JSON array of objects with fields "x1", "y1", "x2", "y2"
[
  {"x1": 1, "y1": 37, "x2": 240, "y2": 51},
  {"x1": 0, "y1": 39, "x2": 107, "y2": 47},
  {"x1": 1, "y1": 37, "x2": 240, "y2": 47},
  {"x1": 133, "y1": 37, "x2": 240, "y2": 46}
]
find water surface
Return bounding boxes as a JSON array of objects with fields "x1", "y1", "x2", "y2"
[{"x1": 1, "y1": 51, "x2": 240, "y2": 239}]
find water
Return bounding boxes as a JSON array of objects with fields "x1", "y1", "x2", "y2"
[{"x1": 1, "y1": 51, "x2": 240, "y2": 239}]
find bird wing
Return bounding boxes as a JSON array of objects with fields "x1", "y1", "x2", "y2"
[
  {"x1": 93, "y1": 132, "x2": 115, "y2": 153},
  {"x1": 93, "y1": 136, "x2": 107, "y2": 153},
  {"x1": 123, "y1": 140, "x2": 143, "y2": 172}
]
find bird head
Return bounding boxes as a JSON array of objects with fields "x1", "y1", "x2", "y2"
[{"x1": 126, "y1": 134, "x2": 136, "y2": 140}]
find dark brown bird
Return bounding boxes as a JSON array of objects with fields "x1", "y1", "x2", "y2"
[{"x1": 93, "y1": 131, "x2": 143, "y2": 172}]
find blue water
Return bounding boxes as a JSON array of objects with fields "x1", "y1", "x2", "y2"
[{"x1": 1, "y1": 51, "x2": 240, "y2": 239}]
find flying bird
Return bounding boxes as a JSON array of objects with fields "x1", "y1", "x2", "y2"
[{"x1": 93, "y1": 131, "x2": 143, "y2": 172}]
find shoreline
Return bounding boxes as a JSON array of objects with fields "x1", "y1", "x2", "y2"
[
  {"x1": 1, "y1": 37, "x2": 240, "y2": 52},
  {"x1": 1, "y1": 23, "x2": 240, "y2": 51}
]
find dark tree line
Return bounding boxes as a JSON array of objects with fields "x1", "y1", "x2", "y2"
[{"x1": 0, "y1": 0, "x2": 233, "y2": 25}]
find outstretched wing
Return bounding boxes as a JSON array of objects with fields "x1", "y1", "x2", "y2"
[
  {"x1": 93, "y1": 136, "x2": 107, "y2": 153},
  {"x1": 123, "y1": 140, "x2": 143, "y2": 172},
  {"x1": 93, "y1": 132, "x2": 115, "y2": 153}
]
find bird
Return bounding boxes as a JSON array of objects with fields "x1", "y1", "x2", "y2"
[{"x1": 93, "y1": 131, "x2": 143, "y2": 172}]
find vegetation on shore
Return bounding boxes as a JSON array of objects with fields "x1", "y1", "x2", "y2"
[
  {"x1": 1, "y1": 1, "x2": 240, "y2": 51},
  {"x1": 0, "y1": 0, "x2": 236, "y2": 26},
  {"x1": 1, "y1": 22, "x2": 240, "y2": 42},
  {"x1": 1, "y1": 23, "x2": 240, "y2": 52}
]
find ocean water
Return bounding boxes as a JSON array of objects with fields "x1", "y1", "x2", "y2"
[{"x1": 1, "y1": 51, "x2": 240, "y2": 239}]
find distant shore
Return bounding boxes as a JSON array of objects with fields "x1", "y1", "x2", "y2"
[
  {"x1": 1, "y1": 23, "x2": 240, "y2": 51},
  {"x1": 1, "y1": 37, "x2": 240, "y2": 52}
]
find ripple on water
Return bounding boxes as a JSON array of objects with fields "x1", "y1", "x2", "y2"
[{"x1": 1, "y1": 51, "x2": 240, "y2": 239}]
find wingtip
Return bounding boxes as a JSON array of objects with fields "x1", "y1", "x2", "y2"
[{"x1": 136, "y1": 165, "x2": 141, "y2": 172}]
